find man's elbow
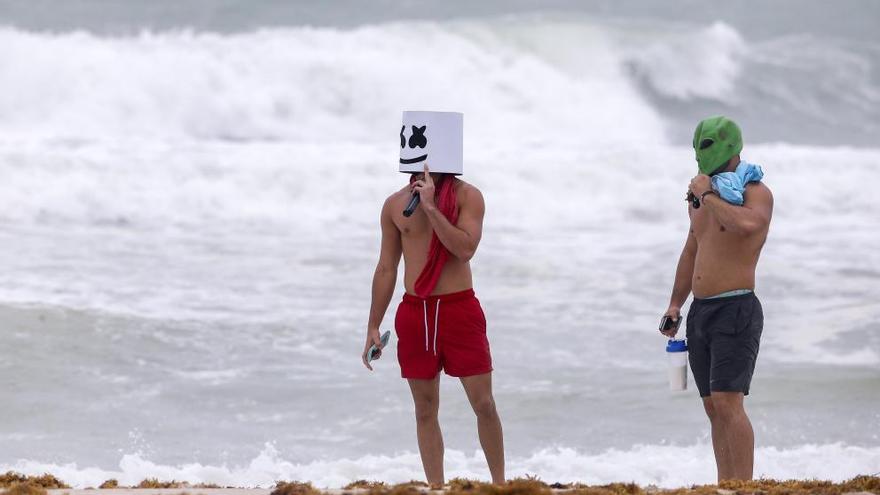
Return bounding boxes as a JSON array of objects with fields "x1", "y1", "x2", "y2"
[
  {"x1": 456, "y1": 244, "x2": 477, "y2": 262},
  {"x1": 375, "y1": 262, "x2": 397, "y2": 276},
  {"x1": 736, "y1": 218, "x2": 766, "y2": 236}
]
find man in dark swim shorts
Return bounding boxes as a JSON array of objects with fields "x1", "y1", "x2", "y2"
[
  {"x1": 661, "y1": 117, "x2": 773, "y2": 481},
  {"x1": 686, "y1": 290, "x2": 763, "y2": 397}
]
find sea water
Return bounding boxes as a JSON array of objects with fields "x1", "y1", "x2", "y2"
[{"x1": 0, "y1": 0, "x2": 879, "y2": 488}]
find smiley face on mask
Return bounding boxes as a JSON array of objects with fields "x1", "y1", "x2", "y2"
[
  {"x1": 400, "y1": 125, "x2": 428, "y2": 165},
  {"x1": 398, "y1": 111, "x2": 464, "y2": 175}
]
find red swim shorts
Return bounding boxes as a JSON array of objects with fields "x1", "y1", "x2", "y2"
[{"x1": 394, "y1": 289, "x2": 493, "y2": 379}]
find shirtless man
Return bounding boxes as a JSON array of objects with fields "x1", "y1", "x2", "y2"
[
  {"x1": 661, "y1": 116, "x2": 773, "y2": 481},
  {"x1": 362, "y1": 163, "x2": 504, "y2": 486}
]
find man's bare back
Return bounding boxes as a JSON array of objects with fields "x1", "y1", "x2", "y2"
[
  {"x1": 690, "y1": 181, "x2": 773, "y2": 298},
  {"x1": 385, "y1": 177, "x2": 480, "y2": 295}
]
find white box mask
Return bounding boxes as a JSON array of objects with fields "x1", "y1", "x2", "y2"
[{"x1": 399, "y1": 111, "x2": 463, "y2": 175}]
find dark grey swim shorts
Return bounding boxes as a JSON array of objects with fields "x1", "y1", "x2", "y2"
[{"x1": 686, "y1": 292, "x2": 763, "y2": 397}]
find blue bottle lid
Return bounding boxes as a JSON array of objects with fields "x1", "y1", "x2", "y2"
[{"x1": 666, "y1": 339, "x2": 687, "y2": 352}]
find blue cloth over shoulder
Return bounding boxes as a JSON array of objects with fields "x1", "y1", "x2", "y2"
[{"x1": 711, "y1": 161, "x2": 764, "y2": 205}]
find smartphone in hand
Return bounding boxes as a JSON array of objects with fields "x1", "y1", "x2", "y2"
[
  {"x1": 659, "y1": 315, "x2": 681, "y2": 334},
  {"x1": 367, "y1": 330, "x2": 391, "y2": 362}
]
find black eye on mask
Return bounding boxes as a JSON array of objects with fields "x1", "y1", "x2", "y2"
[
  {"x1": 408, "y1": 125, "x2": 427, "y2": 149},
  {"x1": 400, "y1": 126, "x2": 405, "y2": 149},
  {"x1": 699, "y1": 138, "x2": 714, "y2": 150}
]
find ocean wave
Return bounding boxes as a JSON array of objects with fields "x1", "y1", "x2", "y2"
[
  {"x1": 0, "y1": 21, "x2": 665, "y2": 146},
  {"x1": 2, "y1": 443, "x2": 879, "y2": 489},
  {"x1": 624, "y1": 21, "x2": 747, "y2": 101},
  {"x1": 2, "y1": 15, "x2": 878, "y2": 147}
]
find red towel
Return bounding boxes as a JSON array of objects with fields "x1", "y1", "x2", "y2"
[{"x1": 413, "y1": 174, "x2": 459, "y2": 298}]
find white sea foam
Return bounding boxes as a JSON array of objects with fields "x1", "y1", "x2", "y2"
[
  {"x1": 3, "y1": 443, "x2": 879, "y2": 489},
  {"x1": 624, "y1": 22, "x2": 747, "y2": 101},
  {"x1": 0, "y1": 23, "x2": 665, "y2": 146}
]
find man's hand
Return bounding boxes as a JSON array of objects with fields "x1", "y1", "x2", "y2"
[
  {"x1": 362, "y1": 327, "x2": 383, "y2": 371},
  {"x1": 660, "y1": 306, "x2": 682, "y2": 338},
  {"x1": 411, "y1": 163, "x2": 436, "y2": 210},
  {"x1": 688, "y1": 174, "x2": 712, "y2": 199}
]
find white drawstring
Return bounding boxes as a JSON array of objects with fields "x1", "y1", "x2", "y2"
[
  {"x1": 423, "y1": 300, "x2": 429, "y2": 352},
  {"x1": 422, "y1": 299, "x2": 442, "y2": 355},
  {"x1": 433, "y1": 299, "x2": 440, "y2": 356}
]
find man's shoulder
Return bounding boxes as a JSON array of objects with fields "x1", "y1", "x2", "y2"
[
  {"x1": 384, "y1": 186, "x2": 411, "y2": 206},
  {"x1": 744, "y1": 181, "x2": 773, "y2": 214},
  {"x1": 745, "y1": 181, "x2": 772, "y2": 198},
  {"x1": 455, "y1": 179, "x2": 484, "y2": 203},
  {"x1": 380, "y1": 187, "x2": 410, "y2": 220}
]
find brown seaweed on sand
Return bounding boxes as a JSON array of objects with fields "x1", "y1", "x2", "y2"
[
  {"x1": 1, "y1": 474, "x2": 878, "y2": 495},
  {"x1": 445, "y1": 478, "x2": 553, "y2": 495},
  {"x1": 415, "y1": 477, "x2": 880, "y2": 495},
  {"x1": 0, "y1": 484, "x2": 48, "y2": 495},
  {"x1": 0, "y1": 473, "x2": 69, "y2": 490},
  {"x1": 137, "y1": 479, "x2": 189, "y2": 489},
  {"x1": 345, "y1": 481, "x2": 388, "y2": 490},
  {"x1": 97, "y1": 480, "x2": 118, "y2": 489},
  {"x1": 270, "y1": 481, "x2": 323, "y2": 495}
]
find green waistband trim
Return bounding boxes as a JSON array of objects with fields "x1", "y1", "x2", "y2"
[{"x1": 704, "y1": 289, "x2": 753, "y2": 299}]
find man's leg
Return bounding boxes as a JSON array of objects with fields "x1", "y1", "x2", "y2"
[
  {"x1": 460, "y1": 372, "x2": 504, "y2": 483},
  {"x1": 702, "y1": 397, "x2": 733, "y2": 481},
  {"x1": 710, "y1": 391, "x2": 754, "y2": 481},
  {"x1": 408, "y1": 376, "x2": 444, "y2": 486}
]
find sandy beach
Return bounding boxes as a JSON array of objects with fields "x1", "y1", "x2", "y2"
[
  {"x1": 39, "y1": 487, "x2": 880, "y2": 495},
  {"x1": 1, "y1": 476, "x2": 876, "y2": 495},
  {"x1": 47, "y1": 491, "x2": 272, "y2": 495}
]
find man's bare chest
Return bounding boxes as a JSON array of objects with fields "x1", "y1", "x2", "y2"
[
  {"x1": 394, "y1": 211, "x2": 432, "y2": 240},
  {"x1": 691, "y1": 208, "x2": 730, "y2": 244}
]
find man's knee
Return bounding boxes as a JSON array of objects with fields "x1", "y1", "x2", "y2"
[
  {"x1": 471, "y1": 396, "x2": 497, "y2": 420},
  {"x1": 710, "y1": 392, "x2": 745, "y2": 423},
  {"x1": 702, "y1": 398, "x2": 718, "y2": 422},
  {"x1": 413, "y1": 396, "x2": 439, "y2": 423}
]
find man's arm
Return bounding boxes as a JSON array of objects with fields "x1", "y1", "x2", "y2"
[
  {"x1": 670, "y1": 228, "x2": 697, "y2": 309},
  {"x1": 662, "y1": 227, "x2": 697, "y2": 337},
  {"x1": 412, "y1": 165, "x2": 484, "y2": 262},
  {"x1": 363, "y1": 196, "x2": 402, "y2": 370},
  {"x1": 423, "y1": 185, "x2": 484, "y2": 262},
  {"x1": 697, "y1": 181, "x2": 774, "y2": 235}
]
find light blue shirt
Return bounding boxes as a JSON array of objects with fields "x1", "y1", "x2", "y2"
[{"x1": 711, "y1": 161, "x2": 764, "y2": 206}]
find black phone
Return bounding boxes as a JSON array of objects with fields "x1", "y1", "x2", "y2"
[{"x1": 659, "y1": 315, "x2": 681, "y2": 333}]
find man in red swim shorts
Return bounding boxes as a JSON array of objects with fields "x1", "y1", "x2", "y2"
[{"x1": 362, "y1": 161, "x2": 504, "y2": 486}]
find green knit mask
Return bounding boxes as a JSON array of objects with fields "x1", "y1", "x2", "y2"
[{"x1": 693, "y1": 116, "x2": 743, "y2": 175}]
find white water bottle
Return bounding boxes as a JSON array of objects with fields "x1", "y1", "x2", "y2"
[{"x1": 666, "y1": 339, "x2": 688, "y2": 391}]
